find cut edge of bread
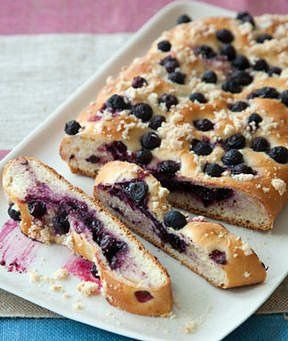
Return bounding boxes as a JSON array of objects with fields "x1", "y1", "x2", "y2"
[
  {"x1": 94, "y1": 161, "x2": 267, "y2": 289},
  {"x1": 2, "y1": 157, "x2": 173, "y2": 316}
]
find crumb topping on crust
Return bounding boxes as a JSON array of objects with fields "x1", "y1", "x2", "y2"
[{"x1": 62, "y1": 14, "x2": 288, "y2": 222}]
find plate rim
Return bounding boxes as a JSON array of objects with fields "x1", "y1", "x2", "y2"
[{"x1": 0, "y1": 1, "x2": 284, "y2": 340}]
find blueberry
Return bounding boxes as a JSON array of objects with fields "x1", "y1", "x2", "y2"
[
  {"x1": 160, "y1": 55, "x2": 180, "y2": 73},
  {"x1": 204, "y1": 163, "x2": 225, "y2": 177},
  {"x1": 176, "y1": 14, "x2": 192, "y2": 25},
  {"x1": 209, "y1": 249, "x2": 227, "y2": 265},
  {"x1": 135, "y1": 149, "x2": 153, "y2": 165},
  {"x1": 64, "y1": 120, "x2": 81, "y2": 135},
  {"x1": 158, "y1": 93, "x2": 178, "y2": 110},
  {"x1": 247, "y1": 113, "x2": 263, "y2": 128},
  {"x1": 168, "y1": 234, "x2": 186, "y2": 252},
  {"x1": 52, "y1": 213, "x2": 70, "y2": 235},
  {"x1": 164, "y1": 210, "x2": 187, "y2": 230},
  {"x1": 280, "y1": 90, "x2": 288, "y2": 107},
  {"x1": 232, "y1": 55, "x2": 250, "y2": 70},
  {"x1": 157, "y1": 160, "x2": 180, "y2": 176},
  {"x1": 190, "y1": 139, "x2": 212, "y2": 156},
  {"x1": 222, "y1": 149, "x2": 244, "y2": 166},
  {"x1": 86, "y1": 218, "x2": 102, "y2": 234},
  {"x1": 251, "y1": 137, "x2": 270, "y2": 152},
  {"x1": 229, "y1": 70, "x2": 253, "y2": 86},
  {"x1": 168, "y1": 71, "x2": 186, "y2": 84},
  {"x1": 157, "y1": 40, "x2": 171, "y2": 52},
  {"x1": 125, "y1": 181, "x2": 148, "y2": 203},
  {"x1": 247, "y1": 87, "x2": 280, "y2": 100},
  {"x1": 135, "y1": 290, "x2": 153, "y2": 303},
  {"x1": 28, "y1": 201, "x2": 47, "y2": 218},
  {"x1": 268, "y1": 66, "x2": 282, "y2": 76},
  {"x1": 216, "y1": 29, "x2": 234, "y2": 43},
  {"x1": 132, "y1": 76, "x2": 147, "y2": 88},
  {"x1": 8, "y1": 204, "x2": 21, "y2": 221},
  {"x1": 236, "y1": 11, "x2": 255, "y2": 27},
  {"x1": 195, "y1": 45, "x2": 217, "y2": 59},
  {"x1": 141, "y1": 132, "x2": 161, "y2": 150},
  {"x1": 91, "y1": 264, "x2": 99, "y2": 278},
  {"x1": 106, "y1": 141, "x2": 128, "y2": 161},
  {"x1": 223, "y1": 133, "x2": 246, "y2": 150},
  {"x1": 91, "y1": 224, "x2": 103, "y2": 244},
  {"x1": 189, "y1": 92, "x2": 207, "y2": 104},
  {"x1": 231, "y1": 163, "x2": 256, "y2": 175},
  {"x1": 193, "y1": 118, "x2": 214, "y2": 131},
  {"x1": 252, "y1": 59, "x2": 269, "y2": 72},
  {"x1": 219, "y1": 44, "x2": 236, "y2": 61},
  {"x1": 131, "y1": 103, "x2": 153, "y2": 122},
  {"x1": 222, "y1": 80, "x2": 242, "y2": 93},
  {"x1": 148, "y1": 115, "x2": 166, "y2": 130},
  {"x1": 201, "y1": 70, "x2": 217, "y2": 84},
  {"x1": 229, "y1": 101, "x2": 249, "y2": 112},
  {"x1": 256, "y1": 33, "x2": 273, "y2": 44},
  {"x1": 268, "y1": 146, "x2": 288, "y2": 164},
  {"x1": 105, "y1": 94, "x2": 130, "y2": 112},
  {"x1": 100, "y1": 235, "x2": 127, "y2": 269},
  {"x1": 86, "y1": 155, "x2": 100, "y2": 163}
]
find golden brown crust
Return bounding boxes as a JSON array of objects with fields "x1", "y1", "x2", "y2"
[
  {"x1": 181, "y1": 221, "x2": 266, "y2": 288},
  {"x1": 168, "y1": 194, "x2": 272, "y2": 231},
  {"x1": 2, "y1": 157, "x2": 172, "y2": 316},
  {"x1": 94, "y1": 161, "x2": 266, "y2": 288},
  {"x1": 60, "y1": 15, "x2": 288, "y2": 230},
  {"x1": 110, "y1": 217, "x2": 266, "y2": 289}
]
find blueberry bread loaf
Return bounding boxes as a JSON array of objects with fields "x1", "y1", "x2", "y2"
[
  {"x1": 94, "y1": 161, "x2": 266, "y2": 288},
  {"x1": 2, "y1": 157, "x2": 172, "y2": 316},
  {"x1": 60, "y1": 13, "x2": 288, "y2": 230}
]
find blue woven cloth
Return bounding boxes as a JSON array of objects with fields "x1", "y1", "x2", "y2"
[{"x1": 0, "y1": 315, "x2": 287, "y2": 340}]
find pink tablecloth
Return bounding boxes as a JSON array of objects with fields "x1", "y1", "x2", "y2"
[{"x1": 0, "y1": 0, "x2": 287, "y2": 35}]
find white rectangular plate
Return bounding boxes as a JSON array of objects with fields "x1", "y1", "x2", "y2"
[{"x1": 0, "y1": 1, "x2": 287, "y2": 340}]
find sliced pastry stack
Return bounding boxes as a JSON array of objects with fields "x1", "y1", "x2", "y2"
[
  {"x1": 2, "y1": 157, "x2": 172, "y2": 316},
  {"x1": 94, "y1": 161, "x2": 266, "y2": 288}
]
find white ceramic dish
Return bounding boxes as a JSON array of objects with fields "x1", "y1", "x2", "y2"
[{"x1": 0, "y1": 1, "x2": 287, "y2": 340}]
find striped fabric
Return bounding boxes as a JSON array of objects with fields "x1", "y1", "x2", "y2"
[
  {"x1": 1, "y1": 1, "x2": 288, "y2": 339},
  {"x1": 0, "y1": 0, "x2": 287, "y2": 35}
]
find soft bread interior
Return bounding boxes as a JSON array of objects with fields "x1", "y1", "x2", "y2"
[
  {"x1": 94, "y1": 161, "x2": 266, "y2": 289},
  {"x1": 60, "y1": 136, "x2": 114, "y2": 177},
  {"x1": 61, "y1": 136, "x2": 273, "y2": 230},
  {"x1": 168, "y1": 190, "x2": 271, "y2": 231},
  {"x1": 96, "y1": 188, "x2": 228, "y2": 287},
  {"x1": 3, "y1": 158, "x2": 169, "y2": 289}
]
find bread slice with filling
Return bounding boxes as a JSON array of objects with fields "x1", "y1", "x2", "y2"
[
  {"x1": 2, "y1": 157, "x2": 172, "y2": 316},
  {"x1": 94, "y1": 161, "x2": 266, "y2": 288}
]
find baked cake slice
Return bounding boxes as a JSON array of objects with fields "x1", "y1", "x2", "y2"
[
  {"x1": 94, "y1": 161, "x2": 266, "y2": 288},
  {"x1": 2, "y1": 157, "x2": 172, "y2": 316},
  {"x1": 60, "y1": 13, "x2": 288, "y2": 230}
]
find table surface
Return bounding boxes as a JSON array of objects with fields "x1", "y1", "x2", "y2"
[{"x1": 1, "y1": 0, "x2": 288, "y2": 340}]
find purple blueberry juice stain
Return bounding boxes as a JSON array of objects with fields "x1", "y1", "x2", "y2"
[
  {"x1": 97, "y1": 182, "x2": 186, "y2": 253},
  {"x1": 105, "y1": 141, "x2": 131, "y2": 161},
  {"x1": 209, "y1": 249, "x2": 227, "y2": 265},
  {"x1": 86, "y1": 155, "x2": 100, "y2": 164},
  {"x1": 135, "y1": 290, "x2": 153, "y2": 303},
  {"x1": 64, "y1": 255, "x2": 101, "y2": 289},
  {"x1": 25, "y1": 180, "x2": 129, "y2": 270},
  {"x1": 152, "y1": 173, "x2": 233, "y2": 207},
  {"x1": 0, "y1": 220, "x2": 39, "y2": 273}
]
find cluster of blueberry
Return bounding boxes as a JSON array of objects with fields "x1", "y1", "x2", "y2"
[
  {"x1": 156, "y1": 12, "x2": 281, "y2": 94},
  {"x1": 103, "y1": 176, "x2": 227, "y2": 263},
  {"x1": 65, "y1": 86, "x2": 288, "y2": 179},
  {"x1": 8, "y1": 193, "x2": 129, "y2": 270},
  {"x1": 64, "y1": 11, "x2": 288, "y2": 182},
  {"x1": 8, "y1": 200, "x2": 70, "y2": 235}
]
